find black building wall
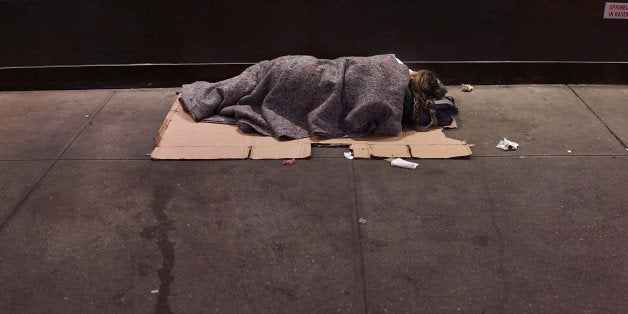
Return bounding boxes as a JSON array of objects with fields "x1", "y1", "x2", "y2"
[{"x1": 1, "y1": 0, "x2": 626, "y2": 90}]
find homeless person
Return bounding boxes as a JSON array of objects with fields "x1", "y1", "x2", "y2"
[{"x1": 179, "y1": 54, "x2": 457, "y2": 139}]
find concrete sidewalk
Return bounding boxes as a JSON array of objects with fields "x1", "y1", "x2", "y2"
[{"x1": 0, "y1": 85, "x2": 626, "y2": 312}]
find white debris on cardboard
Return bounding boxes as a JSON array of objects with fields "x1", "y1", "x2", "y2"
[{"x1": 344, "y1": 152, "x2": 354, "y2": 159}]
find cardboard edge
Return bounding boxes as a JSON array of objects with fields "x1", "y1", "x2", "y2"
[
  {"x1": 443, "y1": 119, "x2": 458, "y2": 129},
  {"x1": 152, "y1": 98, "x2": 471, "y2": 160},
  {"x1": 151, "y1": 146, "x2": 251, "y2": 160},
  {"x1": 154, "y1": 99, "x2": 180, "y2": 146},
  {"x1": 409, "y1": 144, "x2": 473, "y2": 158},
  {"x1": 349, "y1": 144, "x2": 372, "y2": 158},
  {"x1": 369, "y1": 144, "x2": 411, "y2": 158},
  {"x1": 249, "y1": 144, "x2": 311, "y2": 160}
]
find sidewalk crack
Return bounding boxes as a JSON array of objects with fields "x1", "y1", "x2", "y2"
[
  {"x1": 349, "y1": 161, "x2": 369, "y2": 313},
  {"x1": 567, "y1": 85, "x2": 627, "y2": 149},
  {"x1": 0, "y1": 90, "x2": 118, "y2": 231}
]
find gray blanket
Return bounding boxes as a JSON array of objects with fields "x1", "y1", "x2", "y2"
[{"x1": 179, "y1": 55, "x2": 409, "y2": 139}]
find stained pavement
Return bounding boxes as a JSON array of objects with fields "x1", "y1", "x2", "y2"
[{"x1": 0, "y1": 85, "x2": 626, "y2": 312}]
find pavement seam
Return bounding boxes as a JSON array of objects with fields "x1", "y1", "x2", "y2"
[
  {"x1": 567, "y1": 85, "x2": 627, "y2": 149},
  {"x1": 350, "y1": 161, "x2": 369, "y2": 313},
  {"x1": 0, "y1": 90, "x2": 118, "y2": 231},
  {"x1": 0, "y1": 160, "x2": 56, "y2": 230},
  {"x1": 57, "y1": 90, "x2": 118, "y2": 160},
  {"x1": 3, "y1": 154, "x2": 626, "y2": 162},
  {"x1": 461, "y1": 154, "x2": 627, "y2": 158}
]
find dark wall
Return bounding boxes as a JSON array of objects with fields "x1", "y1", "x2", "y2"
[
  {"x1": 312, "y1": 1, "x2": 626, "y2": 62},
  {"x1": 1, "y1": 0, "x2": 310, "y2": 66},
  {"x1": 1, "y1": 0, "x2": 626, "y2": 89}
]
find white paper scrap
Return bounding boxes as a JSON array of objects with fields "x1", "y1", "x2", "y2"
[
  {"x1": 496, "y1": 138, "x2": 519, "y2": 151},
  {"x1": 391, "y1": 158, "x2": 419, "y2": 169},
  {"x1": 344, "y1": 152, "x2": 354, "y2": 159}
]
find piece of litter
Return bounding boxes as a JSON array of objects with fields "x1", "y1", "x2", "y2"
[
  {"x1": 567, "y1": 150, "x2": 572, "y2": 153},
  {"x1": 496, "y1": 138, "x2": 519, "y2": 151},
  {"x1": 461, "y1": 84, "x2": 474, "y2": 92},
  {"x1": 151, "y1": 289, "x2": 159, "y2": 294},
  {"x1": 84, "y1": 115, "x2": 90, "y2": 118},
  {"x1": 343, "y1": 152, "x2": 354, "y2": 160},
  {"x1": 391, "y1": 158, "x2": 419, "y2": 169},
  {"x1": 468, "y1": 144, "x2": 476, "y2": 147},
  {"x1": 358, "y1": 218, "x2": 368, "y2": 224},
  {"x1": 282, "y1": 158, "x2": 296, "y2": 165}
]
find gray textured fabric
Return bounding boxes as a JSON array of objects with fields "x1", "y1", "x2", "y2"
[{"x1": 179, "y1": 55, "x2": 409, "y2": 139}]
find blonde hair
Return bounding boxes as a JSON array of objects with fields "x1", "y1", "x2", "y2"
[{"x1": 409, "y1": 70, "x2": 447, "y2": 121}]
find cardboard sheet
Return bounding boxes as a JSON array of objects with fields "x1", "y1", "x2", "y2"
[{"x1": 151, "y1": 100, "x2": 472, "y2": 159}]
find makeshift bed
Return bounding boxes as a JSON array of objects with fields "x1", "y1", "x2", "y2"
[{"x1": 151, "y1": 55, "x2": 472, "y2": 159}]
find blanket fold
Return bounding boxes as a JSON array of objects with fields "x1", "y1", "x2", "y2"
[{"x1": 179, "y1": 55, "x2": 409, "y2": 139}]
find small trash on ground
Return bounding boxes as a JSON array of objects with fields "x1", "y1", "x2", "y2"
[
  {"x1": 84, "y1": 115, "x2": 90, "y2": 118},
  {"x1": 567, "y1": 150, "x2": 572, "y2": 153},
  {"x1": 496, "y1": 138, "x2": 519, "y2": 151},
  {"x1": 461, "y1": 84, "x2": 474, "y2": 92},
  {"x1": 391, "y1": 158, "x2": 419, "y2": 169},
  {"x1": 151, "y1": 289, "x2": 159, "y2": 294},
  {"x1": 358, "y1": 218, "x2": 368, "y2": 224},
  {"x1": 344, "y1": 152, "x2": 354, "y2": 160},
  {"x1": 282, "y1": 158, "x2": 296, "y2": 165}
]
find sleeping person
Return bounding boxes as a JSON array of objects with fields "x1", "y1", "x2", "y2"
[
  {"x1": 179, "y1": 54, "x2": 457, "y2": 139},
  {"x1": 403, "y1": 68, "x2": 456, "y2": 131}
]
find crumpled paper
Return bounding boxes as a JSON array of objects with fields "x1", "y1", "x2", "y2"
[
  {"x1": 461, "y1": 84, "x2": 474, "y2": 92},
  {"x1": 390, "y1": 158, "x2": 419, "y2": 169},
  {"x1": 282, "y1": 158, "x2": 296, "y2": 165},
  {"x1": 496, "y1": 138, "x2": 519, "y2": 151}
]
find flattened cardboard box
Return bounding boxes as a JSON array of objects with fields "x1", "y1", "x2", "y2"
[{"x1": 151, "y1": 100, "x2": 472, "y2": 159}]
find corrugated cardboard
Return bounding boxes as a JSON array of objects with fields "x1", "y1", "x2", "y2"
[{"x1": 151, "y1": 99, "x2": 472, "y2": 159}]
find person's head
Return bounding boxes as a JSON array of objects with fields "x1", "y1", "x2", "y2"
[{"x1": 409, "y1": 70, "x2": 447, "y2": 121}]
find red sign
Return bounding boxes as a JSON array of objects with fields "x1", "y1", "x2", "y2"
[{"x1": 604, "y1": 2, "x2": 628, "y2": 19}]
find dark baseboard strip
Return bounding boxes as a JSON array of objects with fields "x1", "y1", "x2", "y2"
[
  {"x1": 0, "y1": 62, "x2": 626, "y2": 91},
  {"x1": 0, "y1": 64, "x2": 250, "y2": 91},
  {"x1": 409, "y1": 62, "x2": 627, "y2": 86}
]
